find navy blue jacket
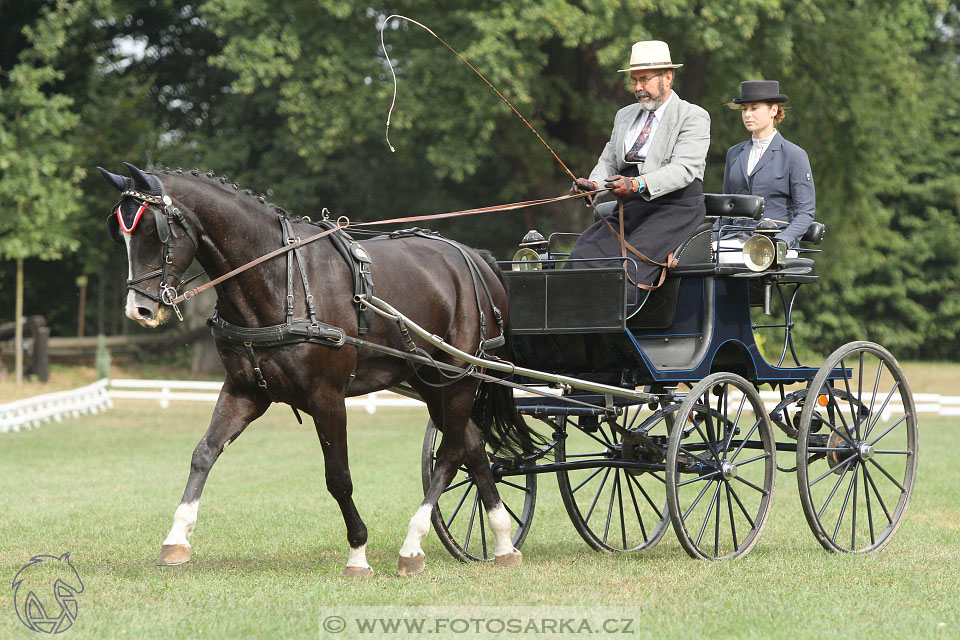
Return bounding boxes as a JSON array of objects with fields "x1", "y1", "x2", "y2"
[{"x1": 720, "y1": 131, "x2": 816, "y2": 248}]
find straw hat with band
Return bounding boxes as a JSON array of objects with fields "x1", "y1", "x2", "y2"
[{"x1": 618, "y1": 41, "x2": 683, "y2": 72}]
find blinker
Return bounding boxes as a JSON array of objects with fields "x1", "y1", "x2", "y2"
[{"x1": 155, "y1": 209, "x2": 170, "y2": 243}]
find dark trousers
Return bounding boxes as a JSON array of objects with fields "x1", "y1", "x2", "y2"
[{"x1": 569, "y1": 172, "x2": 706, "y2": 287}]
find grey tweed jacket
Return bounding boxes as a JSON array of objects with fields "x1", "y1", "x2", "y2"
[{"x1": 588, "y1": 92, "x2": 710, "y2": 201}]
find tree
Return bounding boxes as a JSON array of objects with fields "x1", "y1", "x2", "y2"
[{"x1": 0, "y1": 0, "x2": 84, "y2": 381}]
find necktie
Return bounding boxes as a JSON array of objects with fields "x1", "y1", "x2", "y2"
[{"x1": 625, "y1": 113, "x2": 656, "y2": 163}]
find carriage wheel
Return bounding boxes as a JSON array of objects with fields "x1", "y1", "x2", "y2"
[
  {"x1": 421, "y1": 420, "x2": 537, "y2": 562},
  {"x1": 666, "y1": 373, "x2": 776, "y2": 559},
  {"x1": 797, "y1": 342, "x2": 918, "y2": 553},
  {"x1": 555, "y1": 404, "x2": 673, "y2": 552}
]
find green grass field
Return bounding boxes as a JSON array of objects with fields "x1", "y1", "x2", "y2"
[{"x1": 1, "y1": 403, "x2": 958, "y2": 639}]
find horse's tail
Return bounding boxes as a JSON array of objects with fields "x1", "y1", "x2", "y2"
[{"x1": 470, "y1": 250, "x2": 545, "y2": 457}]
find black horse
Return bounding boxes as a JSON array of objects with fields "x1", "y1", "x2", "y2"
[{"x1": 98, "y1": 163, "x2": 539, "y2": 575}]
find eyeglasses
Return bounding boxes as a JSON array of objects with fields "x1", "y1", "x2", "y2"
[{"x1": 629, "y1": 71, "x2": 666, "y2": 87}]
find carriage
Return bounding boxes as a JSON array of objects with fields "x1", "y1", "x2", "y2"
[
  {"x1": 100, "y1": 164, "x2": 917, "y2": 573},
  {"x1": 419, "y1": 193, "x2": 918, "y2": 561}
]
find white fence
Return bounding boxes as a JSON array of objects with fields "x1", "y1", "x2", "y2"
[
  {"x1": 107, "y1": 379, "x2": 425, "y2": 412},
  {"x1": 2, "y1": 378, "x2": 958, "y2": 434},
  {"x1": 0, "y1": 378, "x2": 113, "y2": 433}
]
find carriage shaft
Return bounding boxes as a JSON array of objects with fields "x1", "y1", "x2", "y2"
[{"x1": 365, "y1": 296, "x2": 656, "y2": 404}]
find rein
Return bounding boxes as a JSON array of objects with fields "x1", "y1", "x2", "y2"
[{"x1": 170, "y1": 188, "x2": 604, "y2": 306}]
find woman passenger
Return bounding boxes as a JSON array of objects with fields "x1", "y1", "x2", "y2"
[{"x1": 717, "y1": 81, "x2": 815, "y2": 261}]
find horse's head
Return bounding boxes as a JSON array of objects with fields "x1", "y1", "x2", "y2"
[{"x1": 98, "y1": 163, "x2": 199, "y2": 327}]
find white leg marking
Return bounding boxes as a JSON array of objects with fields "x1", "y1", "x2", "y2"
[
  {"x1": 399, "y1": 504, "x2": 432, "y2": 557},
  {"x1": 162, "y1": 500, "x2": 199, "y2": 546},
  {"x1": 346, "y1": 544, "x2": 371, "y2": 569},
  {"x1": 487, "y1": 502, "x2": 518, "y2": 557}
]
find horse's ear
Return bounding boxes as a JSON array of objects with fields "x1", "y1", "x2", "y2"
[
  {"x1": 123, "y1": 162, "x2": 155, "y2": 193},
  {"x1": 97, "y1": 166, "x2": 129, "y2": 192}
]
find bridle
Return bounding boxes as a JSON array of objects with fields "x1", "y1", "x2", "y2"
[{"x1": 112, "y1": 184, "x2": 202, "y2": 321}]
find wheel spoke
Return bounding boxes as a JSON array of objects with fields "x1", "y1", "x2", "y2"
[
  {"x1": 851, "y1": 462, "x2": 859, "y2": 549},
  {"x1": 693, "y1": 423, "x2": 722, "y2": 463},
  {"x1": 498, "y1": 478, "x2": 532, "y2": 493},
  {"x1": 863, "y1": 383, "x2": 901, "y2": 442},
  {"x1": 866, "y1": 457, "x2": 906, "y2": 493},
  {"x1": 826, "y1": 381, "x2": 853, "y2": 438},
  {"x1": 501, "y1": 499, "x2": 523, "y2": 527},
  {"x1": 865, "y1": 359, "x2": 884, "y2": 438},
  {"x1": 695, "y1": 481, "x2": 722, "y2": 548},
  {"x1": 463, "y1": 492, "x2": 480, "y2": 553},
  {"x1": 721, "y1": 392, "x2": 748, "y2": 454},
  {"x1": 603, "y1": 472, "x2": 619, "y2": 545},
  {"x1": 579, "y1": 427, "x2": 616, "y2": 450},
  {"x1": 478, "y1": 500, "x2": 488, "y2": 559},
  {"x1": 627, "y1": 473, "x2": 664, "y2": 519},
  {"x1": 677, "y1": 470, "x2": 721, "y2": 487},
  {"x1": 809, "y1": 455, "x2": 855, "y2": 487},
  {"x1": 831, "y1": 463, "x2": 860, "y2": 545},
  {"x1": 714, "y1": 477, "x2": 722, "y2": 556},
  {"x1": 571, "y1": 467, "x2": 604, "y2": 495},
  {"x1": 863, "y1": 464, "x2": 875, "y2": 546},
  {"x1": 732, "y1": 474, "x2": 769, "y2": 496},
  {"x1": 442, "y1": 477, "x2": 474, "y2": 494},
  {"x1": 867, "y1": 414, "x2": 908, "y2": 447},
  {"x1": 729, "y1": 418, "x2": 762, "y2": 461},
  {"x1": 725, "y1": 482, "x2": 740, "y2": 551},
  {"x1": 730, "y1": 452, "x2": 770, "y2": 467},
  {"x1": 862, "y1": 465, "x2": 894, "y2": 525},
  {"x1": 624, "y1": 473, "x2": 649, "y2": 541},
  {"x1": 727, "y1": 483, "x2": 756, "y2": 530},
  {"x1": 585, "y1": 468, "x2": 612, "y2": 524},
  {"x1": 444, "y1": 482, "x2": 475, "y2": 529},
  {"x1": 820, "y1": 412, "x2": 857, "y2": 449},
  {"x1": 816, "y1": 459, "x2": 854, "y2": 520},
  {"x1": 681, "y1": 476, "x2": 716, "y2": 523}
]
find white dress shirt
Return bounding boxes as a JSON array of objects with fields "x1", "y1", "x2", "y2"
[
  {"x1": 747, "y1": 130, "x2": 777, "y2": 175},
  {"x1": 622, "y1": 92, "x2": 675, "y2": 161}
]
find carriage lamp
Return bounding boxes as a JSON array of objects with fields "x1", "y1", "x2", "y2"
[
  {"x1": 742, "y1": 234, "x2": 776, "y2": 272},
  {"x1": 512, "y1": 248, "x2": 542, "y2": 270},
  {"x1": 512, "y1": 229, "x2": 548, "y2": 271}
]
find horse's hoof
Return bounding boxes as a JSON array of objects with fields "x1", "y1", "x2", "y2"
[
  {"x1": 157, "y1": 544, "x2": 191, "y2": 566},
  {"x1": 397, "y1": 554, "x2": 425, "y2": 576},
  {"x1": 343, "y1": 565, "x2": 374, "y2": 577},
  {"x1": 494, "y1": 550, "x2": 522, "y2": 567}
]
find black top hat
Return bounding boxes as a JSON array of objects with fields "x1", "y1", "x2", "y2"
[{"x1": 732, "y1": 80, "x2": 788, "y2": 104}]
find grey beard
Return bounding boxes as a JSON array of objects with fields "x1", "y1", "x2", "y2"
[{"x1": 636, "y1": 92, "x2": 664, "y2": 111}]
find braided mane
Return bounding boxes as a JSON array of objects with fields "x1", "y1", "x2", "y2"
[{"x1": 153, "y1": 165, "x2": 325, "y2": 224}]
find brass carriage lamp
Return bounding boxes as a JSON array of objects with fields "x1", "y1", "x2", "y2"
[
  {"x1": 742, "y1": 219, "x2": 787, "y2": 272},
  {"x1": 512, "y1": 229, "x2": 548, "y2": 270}
]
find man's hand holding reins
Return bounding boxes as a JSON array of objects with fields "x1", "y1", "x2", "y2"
[
  {"x1": 570, "y1": 178, "x2": 599, "y2": 195},
  {"x1": 604, "y1": 175, "x2": 644, "y2": 197}
]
